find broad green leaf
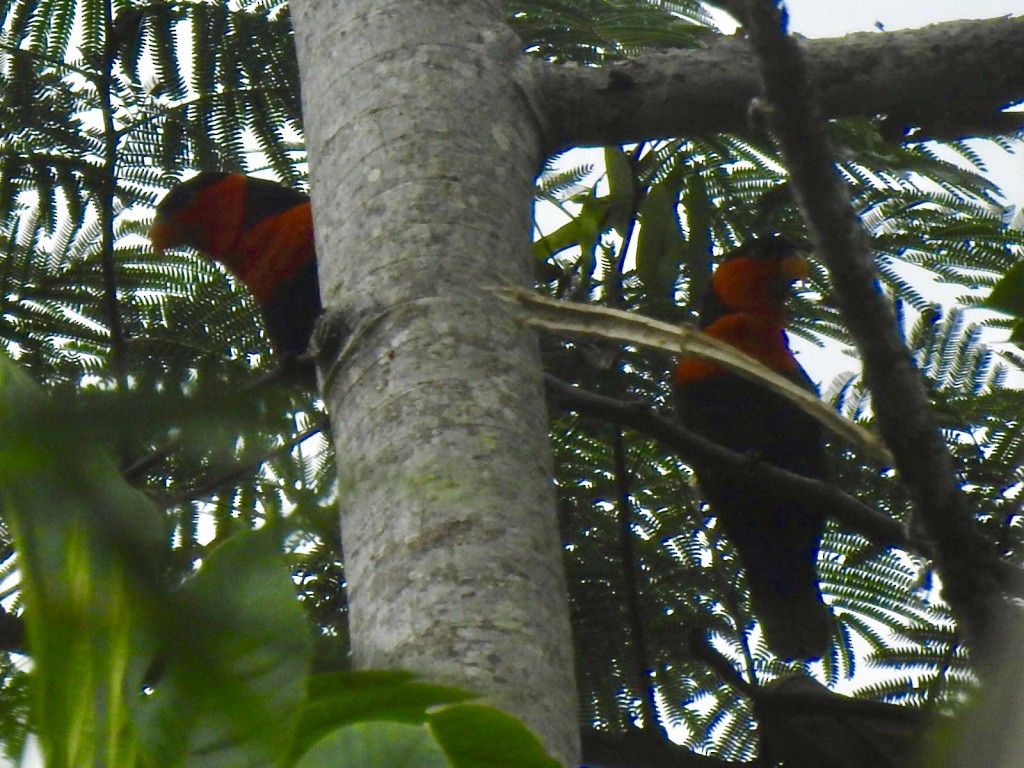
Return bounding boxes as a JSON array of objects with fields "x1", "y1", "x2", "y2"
[
  {"x1": 294, "y1": 673, "x2": 560, "y2": 768},
  {"x1": 297, "y1": 721, "x2": 449, "y2": 768},
  {"x1": 682, "y1": 169, "x2": 713, "y2": 268},
  {"x1": 636, "y1": 181, "x2": 684, "y2": 313},
  {"x1": 429, "y1": 703, "x2": 561, "y2": 768},
  {"x1": 533, "y1": 195, "x2": 611, "y2": 262},
  {"x1": 296, "y1": 700, "x2": 560, "y2": 768},
  {"x1": 604, "y1": 146, "x2": 637, "y2": 235},
  {"x1": 294, "y1": 670, "x2": 472, "y2": 759},
  {"x1": 984, "y1": 261, "x2": 1024, "y2": 318},
  {"x1": 0, "y1": 355, "x2": 166, "y2": 768},
  {"x1": 136, "y1": 527, "x2": 313, "y2": 768}
]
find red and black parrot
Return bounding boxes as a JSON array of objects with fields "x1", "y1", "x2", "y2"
[
  {"x1": 150, "y1": 172, "x2": 321, "y2": 360},
  {"x1": 674, "y1": 236, "x2": 831, "y2": 659}
]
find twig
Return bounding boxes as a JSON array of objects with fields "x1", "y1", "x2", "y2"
[
  {"x1": 612, "y1": 428, "x2": 662, "y2": 734},
  {"x1": 122, "y1": 356, "x2": 318, "y2": 482},
  {"x1": 158, "y1": 415, "x2": 328, "y2": 508}
]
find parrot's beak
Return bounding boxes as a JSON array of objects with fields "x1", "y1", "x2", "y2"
[{"x1": 779, "y1": 252, "x2": 810, "y2": 283}]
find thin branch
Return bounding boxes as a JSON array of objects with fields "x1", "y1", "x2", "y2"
[
  {"x1": 740, "y1": 0, "x2": 1004, "y2": 663},
  {"x1": 706, "y1": 525, "x2": 760, "y2": 688},
  {"x1": 687, "y1": 628, "x2": 754, "y2": 697},
  {"x1": 527, "y1": 15, "x2": 1024, "y2": 153},
  {"x1": 611, "y1": 428, "x2": 661, "y2": 734},
  {"x1": 99, "y1": 0, "x2": 128, "y2": 391},
  {"x1": 123, "y1": 356, "x2": 317, "y2": 482},
  {"x1": 544, "y1": 375, "x2": 1024, "y2": 597},
  {"x1": 158, "y1": 415, "x2": 328, "y2": 508},
  {"x1": 546, "y1": 373, "x2": 900, "y2": 542}
]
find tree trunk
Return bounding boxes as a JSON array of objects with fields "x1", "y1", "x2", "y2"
[{"x1": 289, "y1": 0, "x2": 580, "y2": 763}]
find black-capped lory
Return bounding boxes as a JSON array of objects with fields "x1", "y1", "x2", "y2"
[
  {"x1": 150, "y1": 172, "x2": 320, "y2": 360},
  {"x1": 675, "y1": 236, "x2": 831, "y2": 659}
]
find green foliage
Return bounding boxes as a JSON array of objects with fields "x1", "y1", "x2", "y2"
[
  {"x1": 0, "y1": 357, "x2": 320, "y2": 765},
  {"x1": 984, "y1": 261, "x2": 1024, "y2": 340},
  {"x1": 0, "y1": 356, "x2": 166, "y2": 767},
  {"x1": 138, "y1": 527, "x2": 311, "y2": 767},
  {"x1": 509, "y1": 0, "x2": 715, "y2": 63},
  {"x1": 0, "y1": 358, "x2": 557, "y2": 767},
  {"x1": 301, "y1": 682, "x2": 561, "y2": 768},
  {"x1": 530, "y1": 27, "x2": 1023, "y2": 762},
  {"x1": 295, "y1": 704, "x2": 561, "y2": 768}
]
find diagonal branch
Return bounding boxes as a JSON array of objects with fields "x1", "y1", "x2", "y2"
[
  {"x1": 611, "y1": 428, "x2": 662, "y2": 733},
  {"x1": 740, "y1": 0, "x2": 1004, "y2": 664},
  {"x1": 98, "y1": 1, "x2": 128, "y2": 394},
  {"x1": 158, "y1": 415, "x2": 328, "y2": 508},
  {"x1": 504, "y1": 288, "x2": 892, "y2": 463},
  {"x1": 122, "y1": 358, "x2": 318, "y2": 482},
  {"x1": 548, "y1": 375, "x2": 898, "y2": 545}
]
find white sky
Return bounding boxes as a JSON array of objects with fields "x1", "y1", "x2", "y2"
[
  {"x1": 793, "y1": 2, "x2": 1024, "y2": 382},
  {"x1": 707, "y1": 1, "x2": 1024, "y2": 211},
  {"x1": 784, "y1": 0, "x2": 1023, "y2": 37}
]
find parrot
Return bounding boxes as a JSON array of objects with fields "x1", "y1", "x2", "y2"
[
  {"x1": 150, "y1": 172, "x2": 320, "y2": 361},
  {"x1": 674, "y1": 236, "x2": 831, "y2": 659}
]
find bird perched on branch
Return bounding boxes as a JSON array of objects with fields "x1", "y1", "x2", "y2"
[
  {"x1": 150, "y1": 172, "x2": 320, "y2": 361},
  {"x1": 674, "y1": 236, "x2": 831, "y2": 659}
]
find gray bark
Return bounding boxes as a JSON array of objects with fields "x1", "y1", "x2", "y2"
[
  {"x1": 289, "y1": 0, "x2": 579, "y2": 763},
  {"x1": 530, "y1": 16, "x2": 1024, "y2": 152}
]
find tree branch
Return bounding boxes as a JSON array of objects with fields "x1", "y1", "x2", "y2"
[
  {"x1": 547, "y1": 374, "x2": 901, "y2": 541},
  {"x1": 122, "y1": 356, "x2": 318, "y2": 483},
  {"x1": 740, "y1": 0, "x2": 1005, "y2": 665},
  {"x1": 158, "y1": 415, "x2": 328, "y2": 508},
  {"x1": 611, "y1": 428, "x2": 662, "y2": 733},
  {"x1": 754, "y1": 675, "x2": 931, "y2": 768},
  {"x1": 545, "y1": 375, "x2": 1024, "y2": 597},
  {"x1": 581, "y1": 672, "x2": 936, "y2": 768},
  {"x1": 527, "y1": 15, "x2": 1024, "y2": 153},
  {"x1": 504, "y1": 288, "x2": 892, "y2": 464}
]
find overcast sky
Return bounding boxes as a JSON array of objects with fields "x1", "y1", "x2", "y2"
[{"x1": 784, "y1": 0, "x2": 1023, "y2": 37}]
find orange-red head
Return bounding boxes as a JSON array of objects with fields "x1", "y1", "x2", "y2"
[
  {"x1": 704, "y1": 236, "x2": 809, "y2": 325},
  {"x1": 150, "y1": 172, "x2": 246, "y2": 258},
  {"x1": 150, "y1": 173, "x2": 314, "y2": 304},
  {"x1": 675, "y1": 236, "x2": 810, "y2": 385}
]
